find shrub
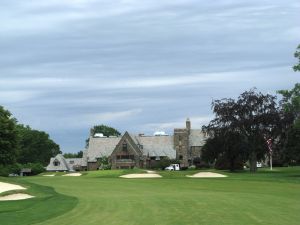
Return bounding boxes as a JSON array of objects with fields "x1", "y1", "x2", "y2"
[
  {"x1": 0, "y1": 163, "x2": 22, "y2": 177},
  {"x1": 23, "y1": 163, "x2": 45, "y2": 175},
  {"x1": 214, "y1": 155, "x2": 243, "y2": 171},
  {"x1": 148, "y1": 157, "x2": 172, "y2": 170},
  {"x1": 0, "y1": 165, "x2": 10, "y2": 177},
  {"x1": 188, "y1": 165, "x2": 196, "y2": 170},
  {"x1": 98, "y1": 156, "x2": 111, "y2": 170},
  {"x1": 193, "y1": 157, "x2": 210, "y2": 169}
]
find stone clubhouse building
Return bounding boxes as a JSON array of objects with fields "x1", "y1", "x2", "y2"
[{"x1": 46, "y1": 119, "x2": 207, "y2": 171}]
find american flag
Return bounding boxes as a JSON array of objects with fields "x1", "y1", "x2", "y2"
[{"x1": 266, "y1": 138, "x2": 273, "y2": 154}]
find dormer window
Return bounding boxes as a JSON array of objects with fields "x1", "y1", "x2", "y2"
[
  {"x1": 122, "y1": 142, "x2": 127, "y2": 151},
  {"x1": 53, "y1": 159, "x2": 60, "y2": 166}
]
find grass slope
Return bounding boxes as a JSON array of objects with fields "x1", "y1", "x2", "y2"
[
  {"x1": 0, "y1": 178, "x2": 77, "y2": 225},
  {"x1": 1, "y1": 167, "x2": 300, "y2": 225}
]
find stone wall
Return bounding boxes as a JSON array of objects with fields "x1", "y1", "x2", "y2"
[
  {"x1": 87, "y1": 162, "x2": 99, "y2": 170},
  {"x1": 190, "y1": 146, "x2": 202, "y2": 160},
  {"x1": 174, "y1": 128, "x2": 189, "y2": 167},
  {"x1": 110, "y1": 138, "x2": 142, "y2": 169}
]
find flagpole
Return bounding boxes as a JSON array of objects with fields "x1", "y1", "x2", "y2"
[{"x1": 266, "y1": 138, "x2": 273, "y2": 171}]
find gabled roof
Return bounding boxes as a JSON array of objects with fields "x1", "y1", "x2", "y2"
[
  {"x1": 111, "y1": 131, "x2": 142, "y2": 156},
  {"x1": 135, "y1": 135, "x2": 176, "y2": 158},
  {"x1": 85, "y1": 130, "x2": 206, "y2": 161},
  {"x1": 46, "y1": 154, "x2": 70, "y2": 171},
  {"x1": 46, "y1": 154, "x2": 84, "y2": 171},
  {"x1": 87, "y1": 136, "x2": 121, "y2": 162},
  {"x1": 65, "y1": 158, "x2": 82, "y2": 167}
]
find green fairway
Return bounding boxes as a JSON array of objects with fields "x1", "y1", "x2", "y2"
[{"x1": 1, "y1": 167, "x2": 300, "y2": 225}]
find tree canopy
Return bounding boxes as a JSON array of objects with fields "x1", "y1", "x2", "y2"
[
  {"x1": 0, "y1": 106, "x2": 18, "y2": 165},
  {"x1": 203, "y1": 89, "x2": 279, "y2": 172},
  {"x1": 90, "y1": 124, "x2": 121, "y2": 137},
  {"x1": 0, "y1": 104, "x2": 61, "y2": 170},
  {"x1": 63, "y1": 151, "x2": 83, "y2": 158},
  {"x1": 293, "y1": 44, "x2": 300, "y2": 72},
  {"x1": 16, "y1": 124, "x2": 61, "y2": 165},
  {"x1": 278, "y1": 83, "x2": 300, "y2": 123},
  {"x1": 276, "y1": 45, "x2": 300, "y2": 164}
]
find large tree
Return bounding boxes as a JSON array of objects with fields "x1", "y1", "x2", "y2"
[
  {"x1": 293, "y1": 44, "x2": 300, "y2": 71},
  {"x1": 202, "y1": 131, "x2": 248, "y2": 171},
  {"x1": 0, "y1": 106, "x2": 18, "y2": 165},
  {"x1": 276, "y1": 45, "x2": 300, "y2": 164},
  {"x1": 203, "y1": 89, "x2": 279, "y2": 172},
  {"x1": 90, "y1": 125, "x2": 121, "y2": 137},
  {"x1": 16, "y1": 124, "x2": 61, "y2": 165}
]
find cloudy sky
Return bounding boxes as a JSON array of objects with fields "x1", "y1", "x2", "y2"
[{"x1": 1, "y1": 0, "x2": 300, "y2": 153}]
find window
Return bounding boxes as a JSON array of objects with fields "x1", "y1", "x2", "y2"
[
  {"x1": 179, "y1": 155, "x2": 183, "y2": 160},
  {"x1": 120, "y1": 166, "x2": 130, "y2": 169},
  {"x1": 53, "y1": 160, "x2": 60, "y2": 166},
  {"x1": 69, "y1": 160, "x2": 74, "y2": 164},
  {"x1": 116, "y1": 155, "x2": 134, "y2": 160},
  {"x1": 122, "y1": 142, "x2": 127, "y2": 151}
]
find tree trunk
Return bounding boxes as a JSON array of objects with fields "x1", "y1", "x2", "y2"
[{"x1": 249, "y1": 151, "x2": 257, "y2": 173}]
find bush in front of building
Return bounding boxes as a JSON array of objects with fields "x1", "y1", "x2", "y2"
[
  {"x1": 21, "y1": 163, "x2": 45, "y2": 175},
  {"x1": 148, "y1": 157, "x2": 171, "y2": 170},
  {"x1": 0, "y1": 163, "x2": 22, "y2": 176},
  {"x1": 0, "y1": 163, "x2": 46, "y2": 177},
  {"x1": 98, "y1": 157, "x2": 111, "y2": 170},
  {"x1": 193, "y1": 157, "x2": 210, "y2": 169}
]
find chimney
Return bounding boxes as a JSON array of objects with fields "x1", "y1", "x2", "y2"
[
  {"x1": 186, "y1": 118, "x2": 191, "y2": 131},
  {"x1": 90, "y1": 128, "x2": 94, "y2": 137}
]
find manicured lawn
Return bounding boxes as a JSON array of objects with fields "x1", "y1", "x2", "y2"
[{"x1": 1, "y1": 167, "x2": 300, "y2": 225}]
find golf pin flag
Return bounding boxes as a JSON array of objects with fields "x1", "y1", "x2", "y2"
[{"x1": 266, "y1": 138, "x2": 273, "y2": 154}]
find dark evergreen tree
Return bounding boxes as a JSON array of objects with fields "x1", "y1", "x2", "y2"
[{"x1": 0, "y1": 106, "x2": 18, "y2": 165}]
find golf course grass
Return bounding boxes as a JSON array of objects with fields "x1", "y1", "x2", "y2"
[{"x1": 0, "y1": 167, "x2": 300, "y2": 225}]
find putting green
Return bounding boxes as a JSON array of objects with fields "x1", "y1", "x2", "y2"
[{"x1": 0, "y1": 167, "x2": 300, "y2": 225}]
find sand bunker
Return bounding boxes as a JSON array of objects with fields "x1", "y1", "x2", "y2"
[
  {"x1": 186, "y1": 172, "x2": 227, "y2": 178},
  {"x1": 63, "y1": 173, "x2": 82, "y2": 176},
  {"x1": 0, "y1": 181, "x2": 26, "y2": 194},
  {"x1": 146, "y1": 170, "x2": 156, "y2": 174},
  {"x1": 0, "y1": 182, "x2": 34, "y2": 201},
  {"x1": 43, "y1": 174, "x2": 55, "y2": 177},
  {"x1": 0, "y1": 193, "x2": 34, "y2": 201},
  {"x1": 120, "y1": 173, "x2": 162, "y2": 178}
]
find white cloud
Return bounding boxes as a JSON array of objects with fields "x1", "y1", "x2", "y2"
[
  {"x1": 0, "y1": 90, "x2": 39, "y2": 103},
  {"x1": 144, "y1": 116, "x2": 213, "y2": 132},
  {"x1": 85, "y1": 109, "x2": 143, "y2": 124},
  {"x1": 1, "y1": 0, "x2": 299, "y2": 152},
  {"x1": 0, "y1": 68, "x2": 266, "y2": 92}
]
